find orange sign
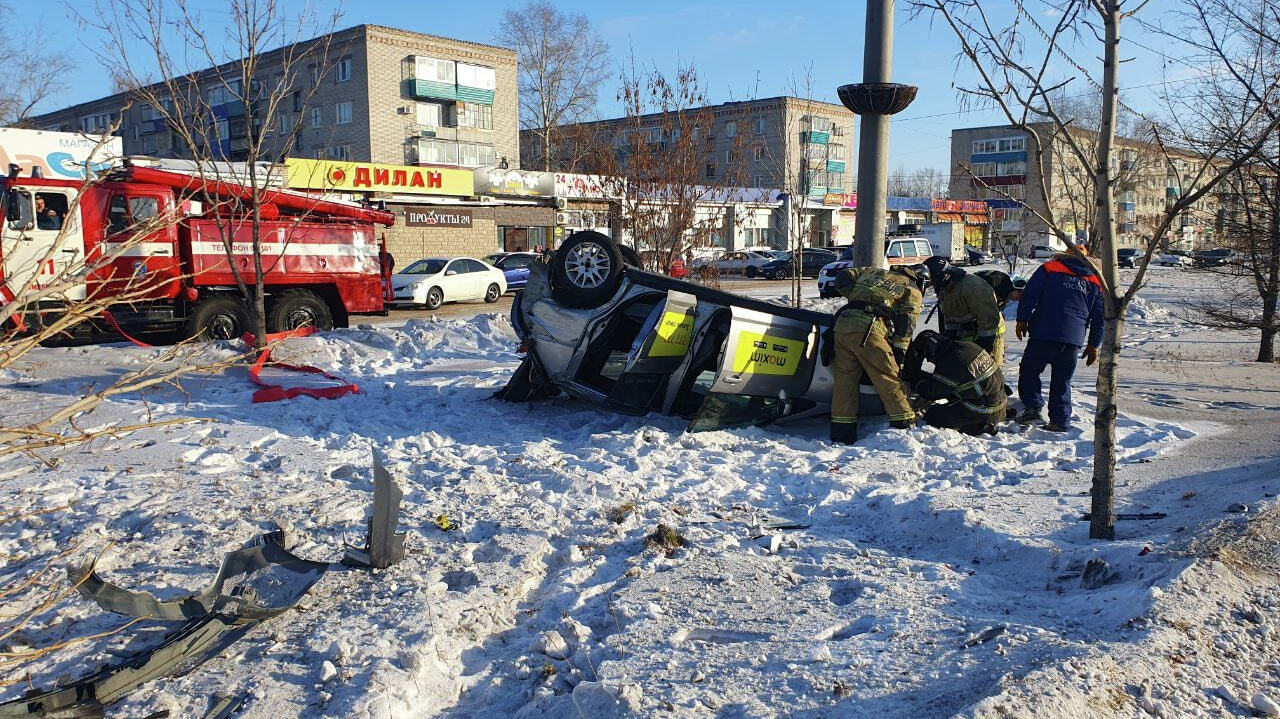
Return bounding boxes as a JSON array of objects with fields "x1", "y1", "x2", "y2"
[{"x1": 284, "y1": 159, "x2": 474, "y2": 196}]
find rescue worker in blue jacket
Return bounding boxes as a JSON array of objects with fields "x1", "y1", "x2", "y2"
[{"x1": 1014, "y1": 247, "x2": 1104, "y2": 431}]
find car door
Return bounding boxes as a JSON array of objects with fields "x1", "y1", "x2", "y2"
[
  {"x1": 501, "y1": 254, "x2": 532, "y2": 288},
  {"x1": 441, "y1": 259, "x2": 471, "y2": 299},
  {"x1": 469, "y1": 258, "x2": 500, "y2": 295},
  {"x1": 688, "y1": 306, "x2": 818, "y2": 430},
  {"x1": 603, "y1": 289, "x2": 698, "y2": 414}
]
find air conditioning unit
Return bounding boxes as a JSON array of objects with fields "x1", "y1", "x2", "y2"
[
  {"x1": 398, "y1": 106, "x2": 413, "y2": 115},
  {"x1": 556, "y1": 212, "x2": 567, "y2": 224}
]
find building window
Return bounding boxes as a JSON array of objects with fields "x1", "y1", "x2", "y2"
[
  {"x1": 311, "y1": 108, "x2": 322, "y2": 128},
  {"x1": 413, "y1": 56, "x2": 456, "y2": 84},
  {"x1": 647, "y1": 127, "x2": 662, "y2": 144},
  {"x1": 997, "y1": 160, "x2": 1026, "y2": 175},
  {"x1": 327, "y1": 145, "x2": 351, "y2": 161},
  {"x1": 459, "y1": 142, "x2": 495, "y2": 167},
  {"x1": 416, "y1": 102, "x2": 442, "y2": 128},
  {"x1": 828, "y1": 144, "x2": 846, "y2": 161},
  {"x1": 973, "y1": 136, "x2": 1025, "y2": 154},
  {"x1": 80, "y1": 113, "x2": 111, "y2": 132},
  {"x1": 754, "y1": 118, "x2": 766, "y2": 135},
  {"x1": 336, "y1": 101, "x2": 353, "y2": 125},
  {"x1": 418, "y1": 138, "x2": 459, "y2": 165},
  {"x1": 705, "y1": 163, "x2": 716, "y2": 179},
  {"x1": 725, "y1": 121, "x2": 737, "y2": 138},
  {"x1": 335, "y1": 56, "x2": 352, "y2": 83},
  {"x1": 308, "y1": 63, "x2": 319, "y2": 85},
  {"x1": 457, "y1": 102, "x2": 493, "y2": 130},
  {"x1": 752, "y1": 146, "x2": 765, "y2": 161},
  {"x1": 278, "y1": 113, "x2": 291, "y2": 134},
  {"x1": 456, "y1": 63, "x2": 496, "y2": 90},
  {"x1": 293, "y1": 91, "x2": 303, "y2": 112}
]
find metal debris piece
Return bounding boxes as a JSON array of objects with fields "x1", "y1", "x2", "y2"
[
  {"x1": 960, "y1": 624, "x2": 1007, "y2": 648},
  {"x1": 342, "y1": 452, "x2": 406, "y2": 569},
  {"x1": 202, "y1": 693, "x2": 245, "y2": 719},
  {"x1": 1080, "y1": 558, "x2": 1113, "y2": 590},
  {"x1": 0, "y1": 533, "x2": 326, "y2": 718},
  {"x1": 1079, "y1": 512, "x2": 1167, "y2": 521}
]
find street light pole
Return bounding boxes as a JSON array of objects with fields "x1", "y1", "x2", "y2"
[{"x1": 839, "y1": 0, "x2": 917, "y2": 269}]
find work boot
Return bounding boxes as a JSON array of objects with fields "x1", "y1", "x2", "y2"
[
  {"x1": 889, "y1": 419, "x2": 915, "y2": 430},
  {"x1": 1014, "y1": 406, "x2": 1044, "y2": 424},
  {"x1": 1043, "y1": 422, "x2": 1071, "y2": 433},
  {"x1": 830, "y1": 422, "x2": 858, "y2": 445}
]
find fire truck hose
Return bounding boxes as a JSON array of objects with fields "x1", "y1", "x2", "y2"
[
  {"x1": 240, "y1": 327, "x2": 360, "y2": 403},
  {"x1": 100, "y1": 311, "x2": 154, "y2": 349}
]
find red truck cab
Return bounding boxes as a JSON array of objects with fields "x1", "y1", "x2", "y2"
[{"x1": 1, "y1": 164, "x2": 395, "y2": 339}]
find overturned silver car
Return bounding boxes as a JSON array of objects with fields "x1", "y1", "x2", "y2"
[{"x1": 499, "y1": 232, "x2": 887, "y2": 431}]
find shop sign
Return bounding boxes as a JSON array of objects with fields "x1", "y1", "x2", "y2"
[
  {"x1": 285, "y1": 159, "x2": 474, "y2": 196},
  {"x1": 554, "y1": 172, "x2": 609, "y2": 199},
  {"x1": 404, "y1": 206, "x2": 473, "y2": 228},
  {"x1": 475, "y1": 167, "x2": 555, "y2": 197}
]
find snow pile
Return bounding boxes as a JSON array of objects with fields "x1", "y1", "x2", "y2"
[{"x1": 1127, "y1": 295, "x2": 1174, "y2": 323}]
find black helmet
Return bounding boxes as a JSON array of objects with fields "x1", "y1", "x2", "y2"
[
  {"x1": 922, "y1": 256, "x2": 952, "y2": 283},
  {"x1": 913, "y1": 329, "x2": 944, "y2": 362}
]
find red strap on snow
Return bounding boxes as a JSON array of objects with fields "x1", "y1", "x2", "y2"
[
  {"x1": 100, "y1": 311, "x2": 154, "y2": 348},
  {"x1": 241, "y1": 327, "x2": 359, "y2": 403}
]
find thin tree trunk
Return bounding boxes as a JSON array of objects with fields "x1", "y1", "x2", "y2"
[
  {"x1": 1260, "y1": 291, "x2": 1277, "y2": 362},
  {"x1": 1089, "y1": 0, "x2": 1123, "y2": 542},
  {"x1": 248, "y1": 159, "x2": 268, "y2": 348},
  {"x1": 1264, "y1": 178, "x2": 1280, "y2": 363}
]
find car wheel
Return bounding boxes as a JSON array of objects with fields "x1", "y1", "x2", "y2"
[
  {"x1": 550, "y1": 231, "x2": 625, "y2": 309},
  {"x1": 184, "y1": 294, "x2": 251, "y2": 341},
  {"x1": 267, "y1": 288, "x2": 333, "y2": 333},
  {"x1": 745, "y1": 266, "x2": 759, "y2": 278},
  {"x1": 484, "y1": 283, "x2": 501, "y2": 303},
  {"x1": 424, "y1": 286, "x2": 444, "y2": 310}
]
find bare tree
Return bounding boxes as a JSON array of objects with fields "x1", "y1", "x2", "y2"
[
  {"x1": 1165, "y1": 0, "x2": 1280, "y2": 362},
  {"x1": 910, "y1": 0, "x2": 1280, "y2": 539},
  {"x1": 584, "y1": 60, "x2": 756, "y2": 275},
  {"x1": 888, "y1": 166, "x2": 950, "y2": 198},
  {"x1": 86, "y1": 0, "x2": 342, "y2": 347},
  {"x1": 497, "y1": 1, "x2": 610, "y2": 172},
  {"x1": 0, "y1": 3, "x2": 75, "y2": 125}
]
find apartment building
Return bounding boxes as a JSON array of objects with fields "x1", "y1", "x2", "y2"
[
  {"x1": 949, "y1": 123, "x2": 1210, "y2": 252},
  {"x1": 30, "y1": 25, "x2": 519, "y2": 171},
  {"x1": 527, "y1": 96, "x2": 856, "y2": 198}
]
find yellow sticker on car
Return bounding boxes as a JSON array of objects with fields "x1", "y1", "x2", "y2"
[
  {"x1": 649, "y1": 310, "x2": 694, "y2": 357},
  {"x1": 732, "y1": 331, "x2": 805, "y2": 376}
]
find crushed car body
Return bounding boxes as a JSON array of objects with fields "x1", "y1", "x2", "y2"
[{"x1": 499, "y1": 231, "x2": 857, "y2": 431}]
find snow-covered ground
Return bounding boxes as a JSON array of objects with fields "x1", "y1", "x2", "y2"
[{"x1": 1, "y1": 267, "x2": 1278, "y2": 718}]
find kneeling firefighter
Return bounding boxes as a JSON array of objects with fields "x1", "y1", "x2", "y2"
[
  {"x1": 901, "y1": 329, "x2": 1007, "y2": 435},
  {"x1": 923, "y1": 256, "x2": 1007, "y2": 366},
  {"x1": 829, "y1": 264, "x2": 925, "y2": 444}
]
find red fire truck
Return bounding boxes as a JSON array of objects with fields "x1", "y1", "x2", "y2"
[{"x1": 1, "y1": 162, "x2": 395, "y2": 339}]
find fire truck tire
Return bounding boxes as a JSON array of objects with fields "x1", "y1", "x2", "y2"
[
  {"x1": 550, "y1": 231, "x2": 624, "y2": 308},
  {"x1": 424, "y1": 287, "x2": 444, "y2": 310},
  {"x1": 267, "y1": 289, "x2": 333, "y2": 333},
  {"x1": 185, "y1": 295, "x2": 251, "y2": 341},
  {"x1": 484, "y1": 283, "x2": 501, "y2": 303}
]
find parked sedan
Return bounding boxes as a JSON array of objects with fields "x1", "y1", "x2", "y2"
[
  {"x1": 1117, "y1": 248, "x2": 1141, "y2": 269},
  {"x1": 483, "y1": 252, "x2": 542, "y2": 292},
  {"x1": 391, "y1": 257, "x2": 507, "y2": 309},
  {"x1": 1193, "y1": 248, "x2": 1237, "y2": 267},
  {"x1": 966, "y1": 248, "x2": 993, "y2": 265},
  {"x1": 1156, "y1": 253, "x2": 1193, "y2": 267},
  {"x1": 693, "y1": 250, "x2": 781, "y2": 277}
]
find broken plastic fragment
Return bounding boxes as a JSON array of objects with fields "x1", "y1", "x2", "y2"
[{"x1": 342, "y1": 452, "x2": 407, "y2": 569}]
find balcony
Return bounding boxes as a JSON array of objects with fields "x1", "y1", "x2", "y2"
[
  {"x1": 456, "y1": 86, "x2": 495, "y2": 104},
  {"x1": 802, "y1": 130, "x2": 829, "y2": 145},
  {"x1": 407, "y1": 79, "x2": 458, "y2": 101},
  {"x1": 826, "y1": 160, "x2": 846, "y2": 174}
]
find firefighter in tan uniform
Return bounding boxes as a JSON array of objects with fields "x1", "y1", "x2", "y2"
[
  {"x1": 829, "y1": 265, "x2": 924, "y2": 444},
  {"x1": 923, "y1": 256, "x2": 1006, "y2": 365}
]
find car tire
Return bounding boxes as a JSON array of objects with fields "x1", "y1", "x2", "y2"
[
  {"x1": 424, "y1": 286, "x2": 444, "y2": 310},
  {"x1": 184, "y1": 294, "x2": 251, "y2": 341},
  {"x1": 484, "y1": 283, "x2": 501, "y2": 303},
  {"x1": 619, "y1": 244, "x2": 643, "y2": 269},
  {"x1": 745, "y1": 266, "x2": 759, "y2": 278},
  {"x1": 267, "y1": 288, "x2": 333, "y2": 333},
  {"x1": 550, "y1": 230, "x2": 625, "y2": 309}
]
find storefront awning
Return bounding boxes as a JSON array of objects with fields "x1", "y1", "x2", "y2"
[
  {"x1": 936, "y1": 212, "x2": 964, "y2": 223},
  {"x1": 964, "y1": 213, "x2": 989, "y2": 224}
]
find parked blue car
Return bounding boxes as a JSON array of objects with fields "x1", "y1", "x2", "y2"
[{"x1": 483, "y1": 252, "x2": 542, "y2": 292}]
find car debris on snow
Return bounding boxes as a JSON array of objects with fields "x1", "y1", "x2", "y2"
[{"x1": 340, "y1": 452, "x2": 407, "y2": 570}]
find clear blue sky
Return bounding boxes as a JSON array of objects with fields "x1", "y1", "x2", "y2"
[{"x1": 42, "y1": 0, "x2": 1189, "y2": 173}]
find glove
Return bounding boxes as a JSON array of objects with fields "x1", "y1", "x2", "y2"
[
  {"x1": 976, "y1": 335, "x2": 996, "y2": 354},
  {"x1": 1015, "y1": 321, "x2": 1029, "y2": 341},
  {"x1": 893, "y1": 346, "x2": 906, "y2": 368},
  {"x1": 820, "y1": 328, "x2": 835, "y2": 366},
  {"x1": 1082, "y1": 345, "x2": 1099, "y2": 366}
]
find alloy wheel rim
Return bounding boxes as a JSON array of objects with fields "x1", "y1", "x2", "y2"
[{"x1": 564, "y1": 242, "x2": 611, "y2": 289}]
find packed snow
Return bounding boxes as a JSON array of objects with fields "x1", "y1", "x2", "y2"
[{"x1": 0, "y1": 266, "x2": 1277, "y2": 718}]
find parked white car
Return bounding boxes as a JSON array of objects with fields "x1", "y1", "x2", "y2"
[
  {"x1": 1028, "y1": 245, "x2": 1061, "y2": 259},
  {"x1": 391, "y1": 257, "x2": 507, "y2": 310},
  {"x1": 693, "y1": 250, "x2": 781, "y2": 277},
  {"x1": 1156, "y1": 253, "x2": 1193, "y2": 267}
]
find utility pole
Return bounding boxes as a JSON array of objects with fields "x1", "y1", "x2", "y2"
[{"x1": 839, "y1": 0, "x2": 917, "y2": 268}]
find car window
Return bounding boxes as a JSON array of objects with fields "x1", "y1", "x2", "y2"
[
  {"x1": 916, "y1": 241, "x2": 931, "y2": 257},
  {"x1": 403, "y1": 259, "x2": 447, "y2": 275},
  {"x1": 504, "y1": 256, "x2": 532, "y2": 269},
  {"x1": 886, "y1": 242, "x2": 906, "y2": 258},
  {"x1": 464, "y1": 259, "x2": 489, "y2": 272}
]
